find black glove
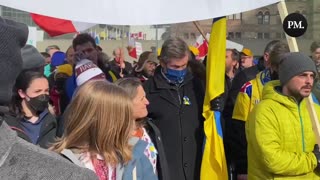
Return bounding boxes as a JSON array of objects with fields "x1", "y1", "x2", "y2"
[
  {"x1": 210, "y1": 95, "x2": 224, "y2": 112},
  {"x1": 313, "y1": 144, "x2": 320, "y2": 168}
]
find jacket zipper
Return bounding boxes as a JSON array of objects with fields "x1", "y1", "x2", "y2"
[
  {"x1": 177, "y1": 91, "x2": 181, "y2": 105},
  {"x1": 175, "y1": 85, "x2": 185, "y2": 171},
  {"x1": 175, "y1": 85, "x2": 182, "y2": 105},
  {"x1": 297, "y1": 105, "x2": 306, "y2": 152}
]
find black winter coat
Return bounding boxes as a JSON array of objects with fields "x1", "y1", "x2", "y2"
[
  {"x1": 143, "y1": 67, "x2": 204, "y2": 180},
  {"x1": 109, "y1": 59, "x2": 133, "y2": 79},
  {"x1": 4, "y1": 111, "x2": 57, "y2": 149},
  {"x1": 145, "y1": 119, "x2": 170, "y2": 180},
  {"x1": 224, "y1": 57, "x2": 265, "y2": 175}
]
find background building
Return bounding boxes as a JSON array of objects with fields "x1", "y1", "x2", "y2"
[{"x1": 168, "y1": 0, "x2": 320, "y2": 55}]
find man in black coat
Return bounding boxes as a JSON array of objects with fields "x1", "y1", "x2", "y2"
[
  {"x1": 143, "y1": 37, "x2": 204, "y2": 180},
  {"x1": 109, "y1": 47, "x2": 133, "y2": 78}
]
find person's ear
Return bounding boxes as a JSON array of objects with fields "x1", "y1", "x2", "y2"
[
  {"x1": 160, "y1": 60, "x2": 166, "y2": 69},
  {"x1": 18, "y1": 89, "x2": 26, "y2": 99},
  {"x1": 264, "y1": 52, "x2": 269, "y2": 62}
]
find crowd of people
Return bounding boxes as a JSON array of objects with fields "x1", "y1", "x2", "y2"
[{"x1": 2, "y1": 16, "x2": 320, "y2": 180}]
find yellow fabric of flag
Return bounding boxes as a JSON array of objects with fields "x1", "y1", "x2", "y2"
[{"x1": 200, "y1": 17, "x2": 228, "y2": 180}]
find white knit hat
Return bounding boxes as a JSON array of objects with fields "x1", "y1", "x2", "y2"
[{"x1": 75, "y1": 59, "x2": 105, "y2": 86}]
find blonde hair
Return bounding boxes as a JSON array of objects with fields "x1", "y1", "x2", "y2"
[{"x1": 51, "y1": 80, "x2": 134, "y2": 165}]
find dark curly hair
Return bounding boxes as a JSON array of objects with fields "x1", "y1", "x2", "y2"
[{"x1": 72, "y1": 33, "x2": 96, "y2": 50}]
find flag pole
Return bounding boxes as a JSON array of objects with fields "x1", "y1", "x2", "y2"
[
  {"x1": 277, "y1": 0, "x2": 320, "y2": 146},
  {"x1": 156, "y1": 25, "x2": 159, "y2": 51},
  {"x1": 193, "y1": 21, "x2": 209, "y2": 42}
]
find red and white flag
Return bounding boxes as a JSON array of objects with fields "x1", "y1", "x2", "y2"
[
  {"x1": 31, "y1": 13, "x2": 95, "y2": 37},
  {"x1": 127, "y1": 38, "x2": 137, "y2": 59},
  {"x1": 194, "y1": 35, "x2": 209, "y2": 59}
]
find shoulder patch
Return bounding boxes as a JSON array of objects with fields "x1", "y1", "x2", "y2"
[{"x1": 240, "y1": 82, "x2": 252, "y2": 97}]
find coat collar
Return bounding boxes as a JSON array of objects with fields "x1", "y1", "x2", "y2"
[{"x1": 146, "y1": 67, "x2": 194, "y2": 108}]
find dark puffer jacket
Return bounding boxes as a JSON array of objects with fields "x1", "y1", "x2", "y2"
[{"x1": 4, "y1": 110, "x2": 57, "y2": 148}]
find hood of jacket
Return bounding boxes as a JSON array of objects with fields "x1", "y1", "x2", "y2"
[{"x1": 262, "y1": 80, "x2": 300, "y2": 110}]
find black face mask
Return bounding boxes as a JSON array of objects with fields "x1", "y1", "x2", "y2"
[{"x1": 26, "y1": 94, "x2": 50, "y2": 113}]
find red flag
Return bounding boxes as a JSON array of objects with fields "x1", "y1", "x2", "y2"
[
  {"x1": 198, "y1": 40, "x2": 208, "y2": 57},
  {"x1": 31, "y1": 13, "x2": 94, "y2": 37},
  {"x1": 128, "y1": 46, "x2": 137, "y2": 59}
]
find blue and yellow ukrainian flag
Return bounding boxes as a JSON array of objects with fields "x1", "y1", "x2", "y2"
[{"x1": 200, "y1": 17, "x2": 228, "y2": 180}]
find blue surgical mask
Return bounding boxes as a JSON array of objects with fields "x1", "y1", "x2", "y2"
[{"x1": 163, "y1": 67, "x2": 187, "y2": 84}]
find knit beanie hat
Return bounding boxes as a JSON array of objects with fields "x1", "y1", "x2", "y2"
[
  {"x1": 0, "y1": 17, "x2": 28, "y2": 105},
  {"x1": 51, "y1": 51, "x2": 66, "y2": 67},
  {"x1": 75, "y1": 59, "x2": 106, "y2": 86},
  {"x1": 135, "y1": 51, "x2": 159, "y2": 72},
  {"x1": 21, "y1": 45, "x2": 46, "y2": 70},
  {"x1": 279, "y1": 52, "x2": 317, "y2": 85}
]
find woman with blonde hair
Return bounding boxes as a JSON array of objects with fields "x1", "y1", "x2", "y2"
[
  {"x1": 51, "y1": 80, "x2": 157, "y2": 180},
  {"x1": 115, "y1": 77, "x2": 169, "y2": 180}
]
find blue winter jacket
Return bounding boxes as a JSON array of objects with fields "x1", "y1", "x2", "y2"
[{"x1": 123, "y1": 137, "x2": 158, "y2": 180}]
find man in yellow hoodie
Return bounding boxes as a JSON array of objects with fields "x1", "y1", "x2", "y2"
[{"x1": 246, "y1": 52, "x2": 320, "y2": 179}]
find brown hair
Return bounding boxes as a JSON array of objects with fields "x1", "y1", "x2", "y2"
[
  {"x1": 311, "y1": 41, "x2": 320, "y2": 53},
  {"x1": 115, "y1": 77, "x2": 146, "y2": 128},
  {"x1": 51, "y1": 80, "x2": 134, "y2": 165},
  {"x1": 115, "y1": 77, "x2": 141, "y2": 99},
  {"x1": 160, "y1": 37, "x2": 190, "y2": 64},
  {"x1": 269, "y1": 42, "x2": 290, "y2": 66},
  {"x1": 9, "y1": 70, "x2": 47, "y2": 118},
  {"x1": 226, "y1": 48, "x2": 240, "y2": 62}
]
